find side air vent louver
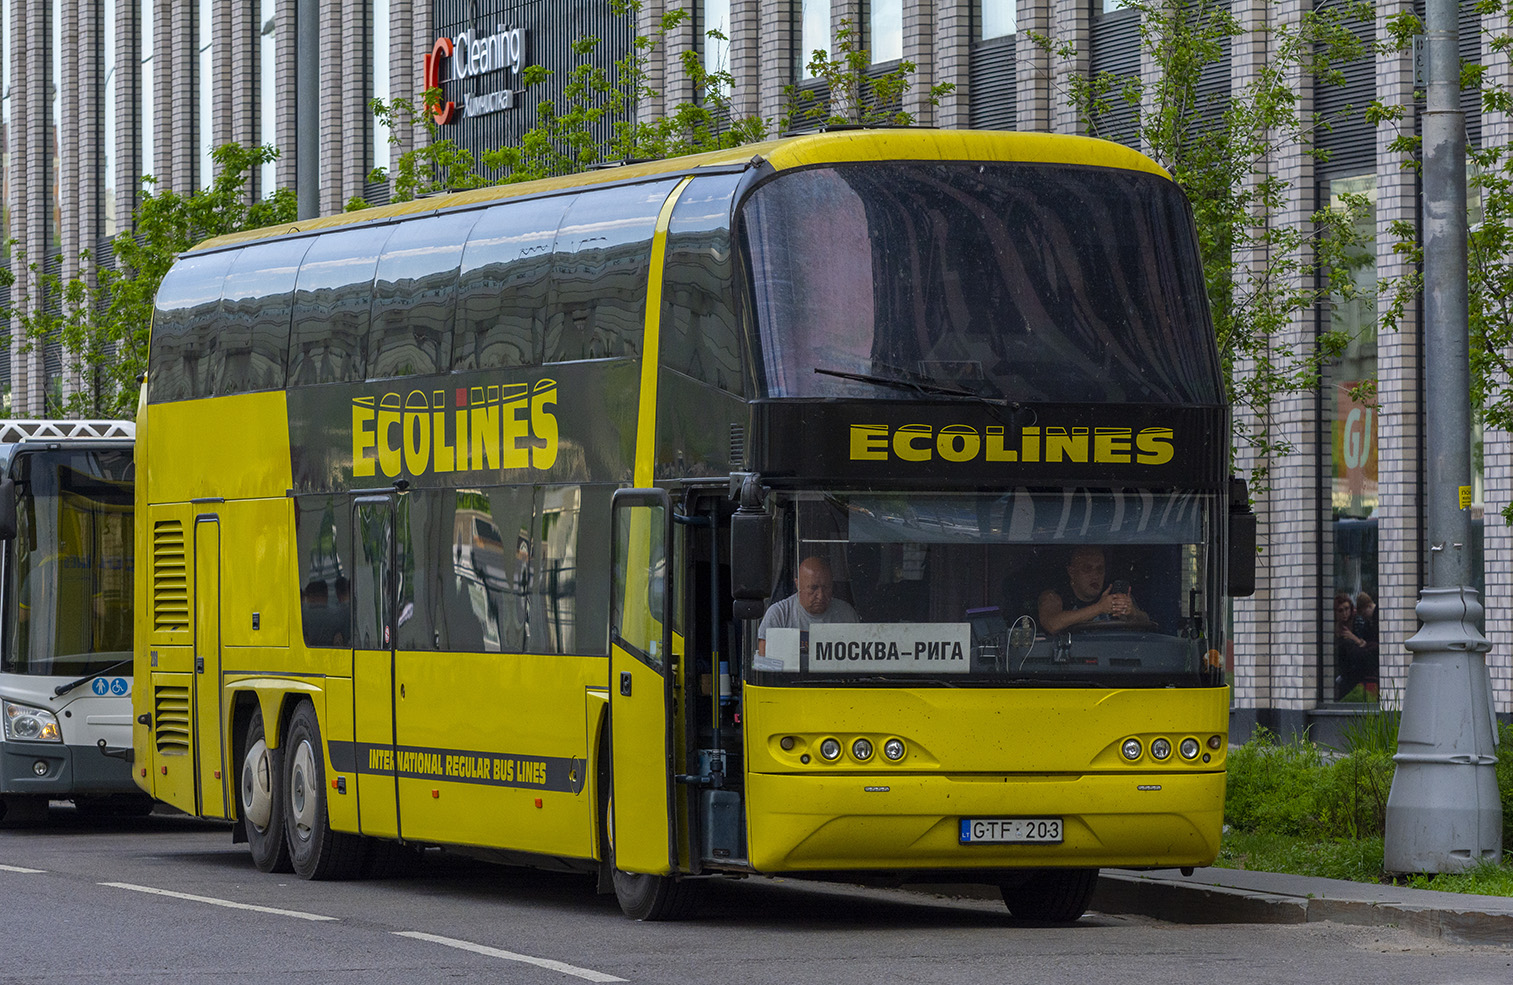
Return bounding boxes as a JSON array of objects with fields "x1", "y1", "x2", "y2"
[
  {"x1": 729, "y1": 424, "x2": 746, "y2": 468},
  {"x1": 153, "y1": 521, "x2": 189, "y2": 633},
  {"x1": 153, "y1": 686, "x2": 191, "y2": 755}
]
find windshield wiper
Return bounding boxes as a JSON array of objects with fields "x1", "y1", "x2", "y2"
[
  {"x1": 814, "y1": 367, "x2": 987, "y2": 399},
  {"x1": 53, "y1": 658, "x2": 133, "y2": 698}
]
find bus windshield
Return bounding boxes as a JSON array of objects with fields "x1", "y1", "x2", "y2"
[
  {"x1": 750, "y1": 488, "x2": 1224, "y2": 687},
  {"x1": 741, "y1": 162, "x2": 1220, "y2": 404},
  {"x1": 3, "y1": 449, "x2": 134, "y2": 676}
]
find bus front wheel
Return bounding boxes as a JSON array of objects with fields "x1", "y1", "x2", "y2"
[
  {"x1": 1000, "y1": 868, "x2": 1099, "y2": 923},
  {"x1": 241, "y1": 707, "x2": 292, "y2": 873},
  {"x1": 283, "y1": 702, "x2": 363, "y2": 880},
  {"x1": 599, "y1": 737, "x2": 696, "y2": 921}
]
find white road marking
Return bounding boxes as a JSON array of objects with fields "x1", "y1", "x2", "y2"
[
  {"x1": 395, "y1": 930, "x2": 627, "y2": 983},
  {"x1": 99, "y1": 882, "x2": 337, "y2": 922},
  {"x1": 0, "y1": 864, "x2": 46, "y2": 873}
]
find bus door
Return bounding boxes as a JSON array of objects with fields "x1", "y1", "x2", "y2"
[
  {"x1": 351, "y1": 494, "x2": 399, "y2": 838},
  {"x1": 193, "y1": 514, "x2": 229, "y2": 817},
  {"x1": 608, "y1": 489, "x2": 678, "y2": 874}
]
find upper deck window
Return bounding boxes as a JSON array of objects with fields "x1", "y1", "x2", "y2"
[{"x1": 740, "y1": 162, "x2": 1220, "y2": 405}]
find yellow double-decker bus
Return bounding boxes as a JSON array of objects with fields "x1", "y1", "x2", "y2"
[{"x1": 132, "y1": 130, "x2": 1252, "y2": 922}]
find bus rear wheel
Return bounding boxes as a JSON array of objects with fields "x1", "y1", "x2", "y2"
[
  {"x1": 1000, "y1": 868, "x2": 1100, "y2": 923},
  {"x1": 241, "y1": 707, "x2": 292, "y2": 873},
  {"x1": 283, "y1": 702, "x2": 364, "y2": 880}
]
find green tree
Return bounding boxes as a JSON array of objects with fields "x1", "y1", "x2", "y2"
[
  {"x1": 366, "y1": 3, "x2": 948, "y2": 206},
  {"x1": 1031, "y1": 0, "x2": 1376, "y2": 490},
  {"x1": 2, "y1": 143, "x2": 295, "y2": 419}
]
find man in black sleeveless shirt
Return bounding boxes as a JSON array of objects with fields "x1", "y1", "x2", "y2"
[{"x1": 1037, "y1": 545, "x2": 1148, "y2": 634}]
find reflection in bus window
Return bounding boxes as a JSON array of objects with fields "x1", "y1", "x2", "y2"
[
  {"x1": 455, "y1": 196, "x2": 568, "y2": 370},
  {"x1": 295, "y1": 496, "x2": 351, "y2": 648}
]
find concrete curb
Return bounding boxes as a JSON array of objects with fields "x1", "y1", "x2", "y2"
[{"x1": 1096, "y1": 870, "x2": 1513, "y2": 946}]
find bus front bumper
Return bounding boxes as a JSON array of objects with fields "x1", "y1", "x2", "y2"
[
  {"x1": 0, "y1": 740, "x2": 137, "y2": 798},
  {"x1": 744, "y1": 769, "x2": 1224, "y2": 873}
]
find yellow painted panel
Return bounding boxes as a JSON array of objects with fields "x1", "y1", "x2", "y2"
[
  {"x1": 744, "y1": 770, "x2": 1224, "y2": 872},
  {"x1": 147, "y1": 671, "x2": 198, "y2": 814},
  {"x1": 353, "y1": 648, "x2": 398, "y2": 839},
  {"x1": 743, "y1": 685, "x2": 1229, "y2": 776},
  {"x1": 392, "y1": 650, "x2": 600, "y2": 857},
  {"x1": 322, "y1": 676, "x2": 360, "y2": 834},
  {"x1": 221, "y1": 498, "x2": 292, "y2": 648},
  {"x1": 144, "y1": 392, "x2": 292, "y2": 503}
]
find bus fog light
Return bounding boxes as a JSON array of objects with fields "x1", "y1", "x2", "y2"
[
  {"x1": 852, "y1": 738, "x2": 873, "y2": 761},
  {"x1": 819, "y1": 738, "x2": 842, "y2": 761},
  {"x1": 33, "y1": 760, "x2": 48, "y2": 776},
  {"x1": 1207, "y1": 735, "x2": 1222, "y2": 750},
  {"x1": 1151, "y1": 738, "x2": 1172, "y2": 761},
  {"x1": 3, "y1": 700, "x2": 62, "y2": 742},
  {"x1": 883, "y1": 738, "x2": 905, "y2": 761},
  {"x1": 1121, "y1": 738, "x2": 1142, "y2": 761},
  {"x1": 780, "y1": 736, "x2": 795, "y2": 751},
  {"x1": 1180, "y1": 738, "x2": 1201, "y2": 760}
]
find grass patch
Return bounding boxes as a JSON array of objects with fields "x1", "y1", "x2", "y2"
[
  {"x1": 1218, "y1": 720, "x2": 1513, "y2": 897},
  {"x1": 1216, "y1": 831, "x2": 1385, "y2": 883}
]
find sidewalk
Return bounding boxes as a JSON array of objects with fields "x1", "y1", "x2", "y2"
[{"x1": 1094, "y1": 867, "x2": 1513, "y2": 946}]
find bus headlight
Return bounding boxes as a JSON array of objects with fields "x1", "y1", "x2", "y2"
[
  {"x1": 819, "y1": 738, "x2": 842, "y2": 761},
  {"x1": 3, "y1": 700, "x2": 62, "y2": 742},
  {"x1": 1121, "y1": 738, "x2": 1142, "y2": 761},
  {"x1": 1151, "y1": 738, "x2": 1172, "y2": 761},
  {"x1": 1180, "y1": 738, "x2": 1202, "y2": 760},
  {"x1": 883, "y1": 738, "x2": 906, "y2": 761},
  {"x1": 851, "y1": 738, "x2": 873, "y2": 761}
]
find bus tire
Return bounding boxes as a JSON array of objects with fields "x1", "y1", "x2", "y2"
[
  {"x1": 283, "y1": 702, "x2": 363, "y2": 880},
  {"x1": 241, "y1": 707, "x2": 292, "y2": 873},
  {"x1": 0, "y1": 794, "x2": 49, "y2": 828},
  {"x1": 1000, "y1": 868, "x2": 1099, "y2": 923},
  {"x1": 600, "y1": 740, "x2": 696, "y2": 921}
]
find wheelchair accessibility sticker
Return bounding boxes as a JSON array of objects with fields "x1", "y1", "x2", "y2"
[{"x1": 91, "y1": 677, "x2": 130, "y2": 697}]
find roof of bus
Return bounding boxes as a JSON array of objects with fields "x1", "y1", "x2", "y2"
[{"x1": 189, "y1": 129, "x2": 1173, "y2": 255}]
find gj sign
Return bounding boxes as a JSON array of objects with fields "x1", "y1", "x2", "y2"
[{"x1": 423, "y1": 23, "x2": 531, "y2": 125}]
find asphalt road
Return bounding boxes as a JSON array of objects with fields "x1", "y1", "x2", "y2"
[{"x1": 2, "y1": 805, "x2": 1511, "y2": 985}]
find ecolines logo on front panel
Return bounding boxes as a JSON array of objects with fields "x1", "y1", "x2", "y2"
[
  {"x1": 351, "y1": 381, "x2": 558, "y2": 478},
  {"x1": 848, "y1": 423, "x2": 1176, "y2": 465}
]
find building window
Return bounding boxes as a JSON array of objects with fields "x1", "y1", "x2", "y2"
[
  {"x1": 199, "y1": 0, "x2": 213, "y2": 188},
  {"x1": 798, "y1": 0, "x2": 830, "y2": 79},
  {"x1": 703, "y1": 0, "x2": 731, "y2": 82},
  {"x1": 104, "y1": 0, "x2": 117, "y2": 238},
  {"x1": 869, "y1": 0, "x2": 902, "y2": 63},
  {"x1": 1326, "y1": 173, "x2": 1378, "y2": 704},
  {"x1": 3, "y1": 0, "x2": 12, "y2": 255},
  {"x1": 371, "y1": 0, "x2": 387, "y2": 182},
  {"x1": 140, "y1": 0, "x2": 153, "y2": 188},
  {"x1": 979, "y1": 0, "x2": 1015, "y2": 39},
  {"x1": 261, "y1": 0, "x2": 276, "y2": 196}
]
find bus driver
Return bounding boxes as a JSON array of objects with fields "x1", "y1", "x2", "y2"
[
  {"x1": 756, "y1": 555, "x2": 859, "y2": 656},
  {"x1": 1037, "y1": 545, "x2": 1149, "y2": 634}
]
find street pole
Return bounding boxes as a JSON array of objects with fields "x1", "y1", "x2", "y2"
[{"x1": 1382, "y1": 0, "x2": 1502, "y2": 873}]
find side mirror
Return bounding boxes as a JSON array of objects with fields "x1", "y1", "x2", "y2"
[
  {"x1": 1227, "y1": 477, "x2": 1256, "y2": 598},
  {"x1": 0, "y1": 478, "x2": 15, "y2": 540},
  {"x1": 729, "y1": 473, "x2": 772, "y2": 620}
]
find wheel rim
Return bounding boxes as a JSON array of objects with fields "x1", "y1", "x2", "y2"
[
  {"x1": 241, "y1": 738, "x2": 274, "y2": 831},
  {"x1": 288, "y1": 739, "x2": 318, "y2": 844}
]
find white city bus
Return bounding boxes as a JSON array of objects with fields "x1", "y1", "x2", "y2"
[{"x1": 0, "y1": 420, "x2": 139, "y2": 825}]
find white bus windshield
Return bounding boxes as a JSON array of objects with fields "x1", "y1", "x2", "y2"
[{"x1": 2, "y1": 450, "x2": 134, "y2": 676}]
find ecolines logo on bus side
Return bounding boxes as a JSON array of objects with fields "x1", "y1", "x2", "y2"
[
  {"x1": 351, "y1": 381, "x2": 559, "y2": 478},
  {"x1": 848, "y1": 424, "x2": 1176, "y2": 465}
]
